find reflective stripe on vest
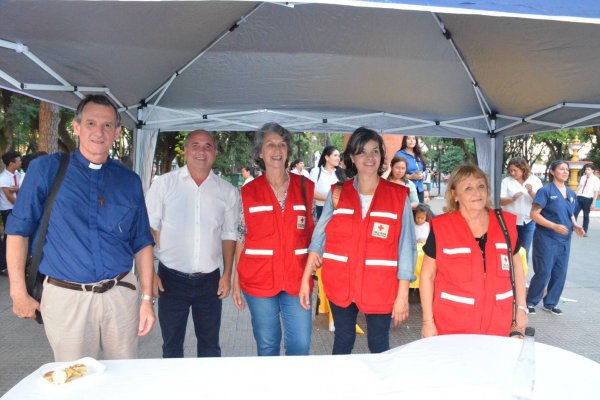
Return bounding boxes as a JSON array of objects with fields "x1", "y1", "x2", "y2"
[
  {"x1": 294, "y1": 248, "x2": 308, "y2": 255},
  {"x1": 442, "y1": 247, "x2": 471, "y2": 255},
  {"x1": 323, "y1": 252, "x2": 348, "y2": 262},
  {"x1": 496, "y1": 290, "x2": 513, "y2": 301},
  {"x1": 293, "y1": 205, "x2": 306, "y2": 211},
  {"x1": 245, "y1": 249, "x2": 274, "y2": 256},
  {"x1": 495, "y1": 243, "x2": 508, "y2": 249},
  {"x1": 365, "y1": 259, "x2": 397, "y2": 267},
  {"x1": 369, "y1": 211, "x2": 398, "y2": 219},
  {"x1": 441, "y1": 291, "x2": 475, "y2": 305},
  {"x1": 332, "y1": 208, "x2": 354, "y2": 215},
  {"x1": 248, "y1": 205, "x2": 274, "y2": 213}
]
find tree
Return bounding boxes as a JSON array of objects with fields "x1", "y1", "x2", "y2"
[
  {"x1": 502, "y1": 135, "x2": 545, "y2": 170},
  {"x1": 38, "y1": 101, "x2": 60, "y2": 153}
]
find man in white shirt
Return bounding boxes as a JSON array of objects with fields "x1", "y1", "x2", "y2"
[
  {"x1": 0, "y1": 151, "x2": 21, "y2": 273},
  {"x1": 574, "y1": 164, "x2": 600, "y2": 237},
  {"x1": 290, "y1": 159, "x2": 310, "y2": 178},
  {"x1": 145, "y1": 130, "x2": 239, "y2": 358},
  {"x1": 241, "y1": 165, "x2": 254, "y2": 186}
]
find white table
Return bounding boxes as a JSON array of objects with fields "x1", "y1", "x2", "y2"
[{"x1": 3, "y1": 335, "x2": 600, "y2": 399}]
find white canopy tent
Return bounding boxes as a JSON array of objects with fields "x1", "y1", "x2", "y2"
[{"x1": 2, "y1": 0, "x2": 600, "y2": 199}]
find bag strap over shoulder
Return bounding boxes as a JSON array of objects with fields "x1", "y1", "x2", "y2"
[
  {"x1": 493, "y1": 208, "x2": 521, "y2": 338},
  {"x1": 331, "y1": 182, "x2": 343, "y2": 209},
  {"x1": 25, "y1": 152, "x2": 70, "y2": 291}
]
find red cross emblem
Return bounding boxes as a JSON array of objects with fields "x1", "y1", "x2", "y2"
[{"x1": 378, "y1": 224, "x2": 384, "y2": 231}]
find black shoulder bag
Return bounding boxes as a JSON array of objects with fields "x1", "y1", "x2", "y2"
[
  {"x1": 493, "y1": 208, "x2": 525, "y2": 338},
  {"x1": 24, "y1": 152, "x2": 69, "y2": 324}
]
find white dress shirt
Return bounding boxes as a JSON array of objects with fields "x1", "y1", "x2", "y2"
[
  {"x1": 500, "y1": 174, "x2": 543, "y2": 225},
  {"x1": 145, "y1": 166, "x2": 239, "y2": 274},
  {"x1": 576, "y1": 174, "x2": 600, "y2": 198},
  {"x1": 309, "y1": 166, "x2": 339, "y2": 206},
  {"x1": 0, "y1": 169, "x2": 20, "y2": 210}
]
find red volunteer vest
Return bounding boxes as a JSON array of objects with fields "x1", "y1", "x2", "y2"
[
  {"x1": 432, "y1": 209, "x2": 518, "y2": 336},
  {"x1": 237, "y1": 174, "x2": 314, "y2": 297},
  {"x1": 321, "y1": 178, "x2": 408, "y2": 314}
]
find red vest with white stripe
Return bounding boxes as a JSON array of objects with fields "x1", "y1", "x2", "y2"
[
  {"x1": 431, "y1": 209, "x2": 518, "y2": 336},
  {"x1": 321, "y1": 178, "x2": 408, "y2": 314},
  {"x1": 238, "y1": 174, "x2": 314, "y2": 297}
]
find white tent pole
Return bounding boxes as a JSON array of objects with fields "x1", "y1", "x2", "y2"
[
  {"x1": 142, "y1": 3, "x2": 265, "y2": 108},
  {"x1": 0, "y1": 69, "x2": 21, "y2": 89},
  {"x1": 106, "y1": 91, "x2": 137, "y2": 126},
  {"x1": 431, "y1": 13, "x2": 494, "y2": 130}
]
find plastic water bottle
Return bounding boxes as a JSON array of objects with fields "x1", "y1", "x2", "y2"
[{"x1": 512, "y1": 327, "x2": 536, "y2": 399}]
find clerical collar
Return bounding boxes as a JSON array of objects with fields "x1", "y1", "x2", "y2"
[{"x1": 88, "y1": 162, "x2": 102, "y2": 170}]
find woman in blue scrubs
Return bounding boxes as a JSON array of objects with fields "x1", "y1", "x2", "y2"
[{"x1": 526, "y1": 160, "x2": 585, "y2": 315}]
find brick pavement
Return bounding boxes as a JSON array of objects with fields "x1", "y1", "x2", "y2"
[{"x1": 1, "y1": 192, "x2": 599, "y2": 396}]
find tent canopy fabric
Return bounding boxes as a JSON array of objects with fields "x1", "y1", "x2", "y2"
[
  {"x1": 3, "y1": 0, "x2": 600, "y2": 196},
  {"x1": 3, "y1": 0, "x2": 600, "y2": 137}
]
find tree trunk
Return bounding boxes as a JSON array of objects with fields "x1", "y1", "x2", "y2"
[
  {"x1": 38, "y1": 101, "x2": 60, "y2": 153},
  {"x1": 1, "y1": 89, "x2": 14, "y2": 152}
]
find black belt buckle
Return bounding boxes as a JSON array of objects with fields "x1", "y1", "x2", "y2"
[{"x1": 90, "y1": 279, "x2": 116, "y2": 293}]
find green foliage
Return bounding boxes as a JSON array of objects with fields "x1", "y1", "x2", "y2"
[
  {"x1": 421, "y1": 137, "x2": 475, "y2": 173},
  {"x1": 5, "y1": 95, "x2": 39, "y2": 150},
  {"x1": 212, "y1": 131, "x2": 254, "y2": 175},
  {"x1": 290, "y1": 132, "x2": 312, "y2": 165}
]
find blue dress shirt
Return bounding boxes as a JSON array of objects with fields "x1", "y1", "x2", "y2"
[
  {"x1": 6, "y1": 150, "x2": 154, "y2": 283},
  {"x1": 395, "y1": 149, "x2": 424, "y2": 193}
]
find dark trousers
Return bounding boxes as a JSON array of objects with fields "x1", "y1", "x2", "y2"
[
  {"x1": 157, "y1": 263, "x2": 222, "y2": 358},
  {"x1": 574, "y1": 196, "x2": 593, "y2": 233},
  {"x1": 0, "y1": 209, "x2": 11, "y2": 269},
  {"x1": 329, "y1": 301, "x2": 391, "y2": 355}
]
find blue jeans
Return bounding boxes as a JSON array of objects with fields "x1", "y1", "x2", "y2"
[
  {"x1": 517, "y1": 220, "x2": 536, "y2": 261},
  {"x1": 157, "y1": 263, "x2": 222, "y2": 358},
  {"x1": 526, "y1": 233, "x2": 570, "y2": 309},
  {"x1": 244, "y1": 291, "x2": 312, "y2": 356},
  {"x1": 574, "y1": 196, "x2": 593, "y2": 232},
  {"x1": 329, "y1": 301, "x2": 391, "y2": 355}
]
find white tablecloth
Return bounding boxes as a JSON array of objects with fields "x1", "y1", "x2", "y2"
[{"x1": 3, "y1": 335, "x2": 600, "y2": 399}]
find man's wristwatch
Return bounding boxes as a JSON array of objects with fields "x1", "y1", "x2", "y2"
[
  {"x1": 517, "y1": 305, "x2": 528, "y2": 314},
  {"x1": 141, "y1": 294, "x2": 156, "y2": 305}
]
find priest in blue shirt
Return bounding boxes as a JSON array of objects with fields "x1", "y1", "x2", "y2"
[{"x1": 6, "y1": 94, "x2": 156, "y2": 362}]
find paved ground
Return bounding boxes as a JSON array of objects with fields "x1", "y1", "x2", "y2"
[{"x1": 1, "y1": 186, "x2": 599, "y2": 395}]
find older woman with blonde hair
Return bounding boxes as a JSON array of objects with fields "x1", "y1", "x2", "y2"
[{"x1": 420, "y1": 164, "x2": 528, "y2": 337}]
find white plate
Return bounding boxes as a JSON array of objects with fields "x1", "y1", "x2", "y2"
[{"x1": 40, "y1": 357, "x2": 106, "y2": 385}]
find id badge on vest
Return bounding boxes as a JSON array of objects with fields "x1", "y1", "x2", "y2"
[
  {"x1": 500, "y1": 254, "x2": 510, "y2": 271},
  {"x1": 372, "y1": 222, "x2": 389, "y2": 239},
  {"x1": 297, "y1": 215, "x2": 306, "y2": 230}
]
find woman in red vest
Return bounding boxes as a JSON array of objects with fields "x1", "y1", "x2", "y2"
[
  {"x1": 233, "y1": 123, "x2": 315, "y2": 356},
  {"x1": 299, "y1": 127, "x2": 416, "y2": 354},
  {"x1": 420, "y1": 164, "x2": 528, "y2": 337}
]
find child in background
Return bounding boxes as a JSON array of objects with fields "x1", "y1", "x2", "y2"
[{"x1": 414, "y1": 204, "x2": 431, "y2": 243}]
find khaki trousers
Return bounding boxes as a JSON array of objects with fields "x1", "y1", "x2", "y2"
[{"x1": 40, "y1": 272, "x2": 139, "y2": 362}]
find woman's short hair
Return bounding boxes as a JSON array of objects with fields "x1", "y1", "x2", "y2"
[
  {"x1": 507, "y1": 156, "x2": 530, "y2": 180},
  {"x1": 342, "y1": 127, "x2": 385, "y2": 178},
  {"x1": 252, "y1": 122, "x2": 292, "y2": 171},
  {"x1": 388, "y1": 156, "x2": 409, "y2": 182},
  {"x1": 444, "y1": 164, "x2": 493, "y2": 212}
]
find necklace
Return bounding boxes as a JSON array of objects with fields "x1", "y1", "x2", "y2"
[{"x1": 268, "y1": 173, "x2": 289, "y2": 199}]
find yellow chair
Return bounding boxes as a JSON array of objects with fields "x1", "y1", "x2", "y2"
[
  {"x1": 410, "y1": 244, "x2": 528, "y2": 289},
  {"x1": 316, "y1": 269, "x2": 364, "y2": 334}
]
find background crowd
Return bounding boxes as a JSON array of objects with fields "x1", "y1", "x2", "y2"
[{"x1": 2, "y1": 97, "x2": 597, "y2": 363}]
